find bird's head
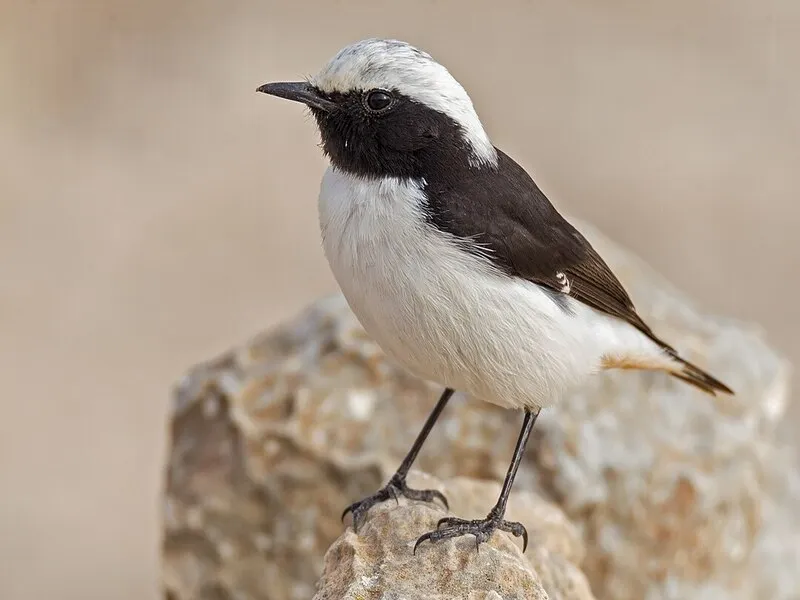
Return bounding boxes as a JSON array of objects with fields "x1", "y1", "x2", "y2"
[{"x1": 257, "y1": 38, "x2": 497, "y2": 179}]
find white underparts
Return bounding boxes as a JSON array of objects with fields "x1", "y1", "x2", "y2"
[{"x1": 317, "y1": 168, "x2": 672, "y2": 409}]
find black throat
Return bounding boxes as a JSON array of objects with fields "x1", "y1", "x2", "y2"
[{"x1": 310, "y1": 90, "x2": 491, "y2": 182}]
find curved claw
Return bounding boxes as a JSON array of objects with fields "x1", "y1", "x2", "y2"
[
  {"x1": 431, "y1": 489, "x2": 449, "y2": 510},
  {"x1": 414, "y1": 517, "x2": 530, "y2": 555},
  {"x1": 502, "y1": 522, "x2": 529, "y2": 553},
  {"x1": 340, "y1": 505, "x2": 353, "y2": 523},
  {"x1": 500, "y1": 521, "x2": 528, "y2": 554},
  {"x1": 341, "y1": 505, "x2": 364, "y2": 533},
  {"x1": 341, "y1": 500, "x2": 371, "y2": 533},
  {"x1": 413, "y1": 531, "x2": 434, "y2": 555},
  {"x1": 342, "y1": 480, "x2": 447, "y2": 535},
  {"x1": 401, "y1": 486, "x2": 449, "y2": 510}
]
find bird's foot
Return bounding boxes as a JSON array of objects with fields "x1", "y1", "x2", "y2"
[
  {"x1": 342, "y1": 473, "x2": 448, "y2": 533},
  {"x1": 413, "y1": 511, "x2": 528, "y2": 554}
]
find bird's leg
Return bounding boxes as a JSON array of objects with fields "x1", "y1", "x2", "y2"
[
  {"x1": 414, "y1": 407, "x2": 540, "y2": 554},
  {"x1": 342, "y1": 388, "x2": 455, "y2": 532}
]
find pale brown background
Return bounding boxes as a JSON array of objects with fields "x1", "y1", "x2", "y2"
[{"x1": 1, "y1": 1, "x2": 798, "y2": 599}]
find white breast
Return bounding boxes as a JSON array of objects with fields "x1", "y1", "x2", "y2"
[{"x1": 317, "y1": 167, "x2": 655, "y2": 409}]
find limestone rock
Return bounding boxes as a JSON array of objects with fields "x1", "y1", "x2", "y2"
[
  {"x1": 163, "y1": 296, "x2": 527, "y2": 600},
  {"x1": 525, "y1": 223, "x2": 799, "y2": 600},
  {"x1": 162, "y1": 220, "x2": 798, "y2": 600},
  {"x1": 313, "y1": 474, "x2": 594, "y2": 600}
]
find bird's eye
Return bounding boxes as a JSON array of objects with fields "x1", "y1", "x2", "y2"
[{"x1": 364, "y1": 89, "x2": 394, "y2": 113}]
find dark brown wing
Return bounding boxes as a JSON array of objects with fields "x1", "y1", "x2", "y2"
[
  {"x1": 425, "y1": 147, "x2": 673, "y2": 352},
  {"x1": 495, "y1": 206, "x2": 674, "y2": 353},
  {"x1": 423, "y1": 147, "x2": 732, "y2": 395}
]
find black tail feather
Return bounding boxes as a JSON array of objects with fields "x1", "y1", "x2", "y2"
[{"x1": 670, "y1": 355, "x2": 734, "y2": 396}]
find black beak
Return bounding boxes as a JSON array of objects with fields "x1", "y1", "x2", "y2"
[{"x1": 256, "y1": 81, "x2": 336, "y2": 112}]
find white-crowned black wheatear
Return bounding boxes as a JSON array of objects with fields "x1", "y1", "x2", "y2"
[{"x1": 257, "y1": 38, "x2": 733, "y2": 554}]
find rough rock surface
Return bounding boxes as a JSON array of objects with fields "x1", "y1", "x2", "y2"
[
  {"x1": 525, "y1": 224, "x2": 799, "y2": 600},
  {"x1": 163, "y1": 300, "x2": 529, "y2": 600},
  {"x1": 313, "y1": 473, "x2": 594, "y2": 600},
  {"x1": 162, "y1": 221, "x2": 798, "y2": 600}
]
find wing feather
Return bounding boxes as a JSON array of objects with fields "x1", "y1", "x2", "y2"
[{"x1": 422, "y1": 148, "x2": 732, "y2": 395}]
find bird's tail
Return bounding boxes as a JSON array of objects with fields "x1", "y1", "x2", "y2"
[{"x1": 667, "y1": 354, "x2": 734, "y2": 396}]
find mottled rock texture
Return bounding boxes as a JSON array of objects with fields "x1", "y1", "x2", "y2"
[
  {"x1": 312, "y1": 474, "x2": 594, "y2": 600},
  {"x1": 162, "y1": 222, "x2": 798, "y2": 600}
]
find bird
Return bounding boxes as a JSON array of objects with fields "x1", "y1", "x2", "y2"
[{"x1": 256, "y1": 38, "x2": 733, "y2": 554}]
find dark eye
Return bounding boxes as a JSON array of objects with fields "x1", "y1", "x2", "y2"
[{"x1": 364, "y1": 89, "x2": 394, "y2": 113}]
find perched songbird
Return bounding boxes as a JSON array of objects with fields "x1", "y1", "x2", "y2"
[{"x1": 257, "y1": 38, "x2": 733, "y2": 553}]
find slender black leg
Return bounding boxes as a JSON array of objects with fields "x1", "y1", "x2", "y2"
[
  {"x1": 414, "y1": 407, "x2": 540, "y2": 554},
  {"x1": 342, "y1": 388, "x2": 455, "y2": 532}
]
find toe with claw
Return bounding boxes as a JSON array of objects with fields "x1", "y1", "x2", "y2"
[
  {"x1": 341, "y1": 474, "x2": 448, "y2": 533},
  {"x1": 413, "y1": 514, "x2": 528, "y2": 554}
]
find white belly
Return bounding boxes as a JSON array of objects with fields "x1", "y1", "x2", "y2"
[{"x1": 317, "y1": 167, "x2": 649, "y2": 409}]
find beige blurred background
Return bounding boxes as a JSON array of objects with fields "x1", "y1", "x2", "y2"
[{"x1": 1, "y1": 1, "x2": 798, "y2": 599}]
